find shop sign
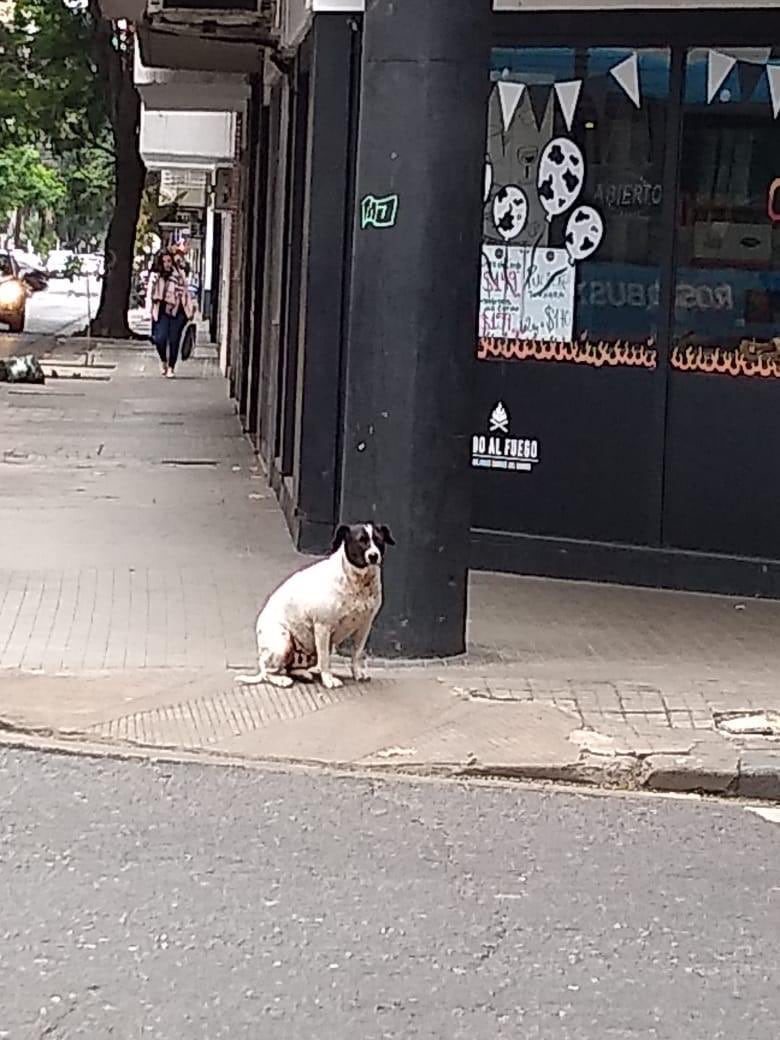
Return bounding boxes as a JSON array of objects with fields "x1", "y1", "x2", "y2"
[{"x1": 471, "y1": 402, "x2": 540, "y2": 473}]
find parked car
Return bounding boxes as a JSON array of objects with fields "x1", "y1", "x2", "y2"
[
  {"x1": 0, "y1": 251, "x2": 43, "y2": 333},
  {"x1": 81, "y1": 253, "x2": 105, "y2": 279},
  {"x1": 12, "y1": 248, "x2": 43, "y2": 270},
  {"x1": 16, "y1": 264, "x2": 48, "y2": 293},
  {"x1": 9, "y1": 249, "x2": 48, "y2": 291},
  {"x1": 45, "y1": 249, "x2": 76, "y2": 277}
]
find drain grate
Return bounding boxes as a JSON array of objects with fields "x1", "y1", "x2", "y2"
[{"x1": 86, "y1": 677, "x2": 383, "y2": 750}]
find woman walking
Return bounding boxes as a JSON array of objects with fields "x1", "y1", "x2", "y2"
[{"x1": 146, "y1": 249, "x2": 194, "y2": 378}]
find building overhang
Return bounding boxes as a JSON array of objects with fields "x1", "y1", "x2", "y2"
[
  {"x1": 140, "y1": 107, "x2": 238, "y2": 169},
  {"x1": 144, "y1": 0, "x2": 277, "y2": 45},
  {"x1": 134, "y1": 48, "x2": 251, "y2": 110},
  {"x1": 137, "y1": 26, "x2": 263, "y2": 73}
]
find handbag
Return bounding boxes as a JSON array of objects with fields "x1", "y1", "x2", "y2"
[{"x1": 179, "y1": 319, "x2": 197, "y2": 361}]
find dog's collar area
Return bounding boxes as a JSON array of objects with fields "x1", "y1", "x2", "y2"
[{"x1": 342, "y1": 555, "x2": 379, "y2": 573}]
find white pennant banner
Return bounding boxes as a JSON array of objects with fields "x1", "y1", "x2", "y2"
[
  {"x1": 554, "y1": 80, "x2": 582, "y2": 131},
  {"x1": 609, "y1": 53, "x2": 641, "y2": 108},
  {"x1": 707, "y1": 50, "x2": 737, "y2": 103},
  {"x1": 767, "y1": 65, "x2": 780, "y2": 119},
  {"x1": 496, "y1": 81, "x2": 526, "y2": 133}
]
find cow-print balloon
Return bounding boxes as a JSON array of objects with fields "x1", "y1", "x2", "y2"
[
  {"x1": 492, "y1": 185, "x2": 529, "y2": 242},
  {"x1": 564, "y1": 205, "x2": 604, "y2": 263},
  {"x1": 536, "y1": 137, "x2": 584, "y2": 221}
]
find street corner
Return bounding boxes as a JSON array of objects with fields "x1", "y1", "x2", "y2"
[
  {"x1": 737, "y1": 750, "x2": 780, "y2": 801},
  {"x1": 641, "y1": 733, "x2": 742, "y2": 797},
  {"x1": 365, "y1": 686, "x2": 780, "y2": 800},
  {"x1": 358, "y1": 696, "x2": 585, "y2": 779}
]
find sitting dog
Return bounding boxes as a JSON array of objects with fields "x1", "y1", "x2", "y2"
[{"x1": 235, "y1": 523, "x2": 395, "y2": 689}]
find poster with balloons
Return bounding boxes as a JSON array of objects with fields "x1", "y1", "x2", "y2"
[{"x1": 481, "y1": 79, "x2": 604, "y2": 344}]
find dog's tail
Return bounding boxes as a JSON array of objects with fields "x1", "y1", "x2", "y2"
[{"x1": 234, "y1": 669, "x2": 265, "y2": 685}]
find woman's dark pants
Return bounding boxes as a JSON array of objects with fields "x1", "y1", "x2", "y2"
[{"x1": 152, "y1": 310, "x2": 186, "y2": 370}]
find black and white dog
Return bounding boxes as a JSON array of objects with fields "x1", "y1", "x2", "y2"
[{"x1": 235, "y1": 523, "x2": 395, "y2": 689}]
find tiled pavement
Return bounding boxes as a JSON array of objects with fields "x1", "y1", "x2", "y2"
[
  {"x1": 0, "y1": 333, "x2": 779, "y2": 790},
  {"x1": 0, "y1": 340, "x2": 298, "y2": 676}
]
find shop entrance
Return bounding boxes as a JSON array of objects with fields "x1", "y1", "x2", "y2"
[
  {"x1": 663, "y1": 48, "x2": 780, "y2": 559},
  {"x1": 474, "y1": 36, "x2": 780, "y2": 578}
]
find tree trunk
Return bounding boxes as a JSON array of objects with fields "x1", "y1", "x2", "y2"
[
  {"x1": 88, "y1": 9, "x2": 146, "y2": 339},
  {"x1": 90, "y1": 149, "x2": 145, "y2": 337}
]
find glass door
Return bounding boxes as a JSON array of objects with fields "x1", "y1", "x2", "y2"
[{"x1": 663, "y1": 49, "x2": 780, "y2": 558}]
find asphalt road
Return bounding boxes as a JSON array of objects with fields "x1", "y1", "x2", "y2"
[
  {"x1": 0, "y1": 749, "x2": 777, "y2": 1040},
  {"x1": 0, "y1": 277, "x2": 95, "y2": 358}
]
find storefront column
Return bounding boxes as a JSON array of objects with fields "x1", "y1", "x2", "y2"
[
  {"x1": 339, "y1": 0, "x2": 490, "y2": 658},
  {"x1": 292, "y1": 15, "x2": 358, "y2": 553}
]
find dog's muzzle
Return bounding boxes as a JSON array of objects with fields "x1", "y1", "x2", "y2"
[{"x1": 366, "y1": 550, "x2": 381, "y2": 565}]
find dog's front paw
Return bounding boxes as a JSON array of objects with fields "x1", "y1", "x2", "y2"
[
  {"x1": 352, "y1": 663, "x2": 370, "y2": 682},
  {"x1": 320, "y1": 672, "x2": 343, "y2": 690}
]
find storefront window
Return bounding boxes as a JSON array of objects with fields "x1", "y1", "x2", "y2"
[
  {"x1": 480, "y1": 47, "x2": 671, "y2": 370},
  {"x1": 474, "y1": 35, "x2": 780, "y2": 566},
  {"x1": 671, "y1": 48, "x2": 780, "y2": 376}
]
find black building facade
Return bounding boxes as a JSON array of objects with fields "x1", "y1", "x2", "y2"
[{"x1": 232, "y1": 1, "x2": 780, "y2": 657}]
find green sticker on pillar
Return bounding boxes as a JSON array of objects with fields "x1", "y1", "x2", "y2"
[{"x1": 360, "y1": 193, "x2": 399, "y2": 229}]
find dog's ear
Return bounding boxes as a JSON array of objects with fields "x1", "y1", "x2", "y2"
[
  {"x1": 377, "y1": 524, "x2": 395, "y2": 546},
  {"x1": 331, "y1": 524, "x2": 350, "y2": 554}
]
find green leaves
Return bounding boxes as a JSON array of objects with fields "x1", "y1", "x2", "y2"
[
  {"x1": 1, "y1": 0, "x2": 116, "y2": 246},
  {"x1": 4, "y1": 0, "x2": 110, "y2": 154},
  {"x1": 0, "y1": 144, "x2": 67, "y2": 217}
]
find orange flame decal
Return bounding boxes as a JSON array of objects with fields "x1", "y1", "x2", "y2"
[
  {"x1": 670, "y1": 345, "x2": 780, "y2": 379},
  {"x1": 477, "y1": 337, "x2": 657, "y2": 371}
]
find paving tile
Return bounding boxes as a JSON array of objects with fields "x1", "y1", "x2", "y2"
[{"x1": 3, "y1": 336, "x2": 780, "y2": 766}]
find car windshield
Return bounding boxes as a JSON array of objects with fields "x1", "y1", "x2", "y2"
[{"x1": 0, "y1": 255, "x2": 13, "y2": 278}]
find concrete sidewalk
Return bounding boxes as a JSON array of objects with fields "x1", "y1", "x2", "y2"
[{"x1": 1, "y1": 334, "x2": 779, "y2": 799}]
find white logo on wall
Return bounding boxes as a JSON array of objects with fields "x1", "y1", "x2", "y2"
[
  {"x1": 489, "y1": 401, "x2": 509, "y2": 432},
  {"x1": 472, "y1": 402, "x2": 540, "y2": 473}
]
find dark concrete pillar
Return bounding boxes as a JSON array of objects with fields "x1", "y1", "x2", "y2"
[
  {"x1": 238, "y1": 77, "x2": 262, "y2": 425},
  {"x1": 339, "y1": 0, "x2": 491, "y2": 658},
  {"x1": 293, "y1": 15, "x2": 360, "y2": 553}
]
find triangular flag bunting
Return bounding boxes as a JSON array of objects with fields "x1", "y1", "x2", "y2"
[
  {"x1": 496, "y1": 81, "x2": 525, "y2": 133},
  {"x1": 767, "y1": 65, "x2": 780, "y2": 118},
  {"x1": 739, "y1": 60, "x2": 765, "y2": 102},
  {"x1": 609, "y1": 53, "x2": 641, "y2": 108},
  {"x1": 554, "y1": 80, "x2": 582, "y2": 131},
  {"x1": 707, "y1": 50, "x2": 736, "y2": 103}
]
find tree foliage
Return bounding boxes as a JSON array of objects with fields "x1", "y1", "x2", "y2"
[
  {"x1": 0, "y1": 144, "x2": 67, "y2": 217},
  {"x1": 9, "y1": 0, "x2": 109, "y2": 153},
  {"x1": 4, "y1": 0, "x2": 145, "y2": 336},
  {"x1": 0, "y1": 19, "x2": 22, "y2": 136},
  {"x1": 53, "y1": 141, "x2": 114, "y2": 247}
]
